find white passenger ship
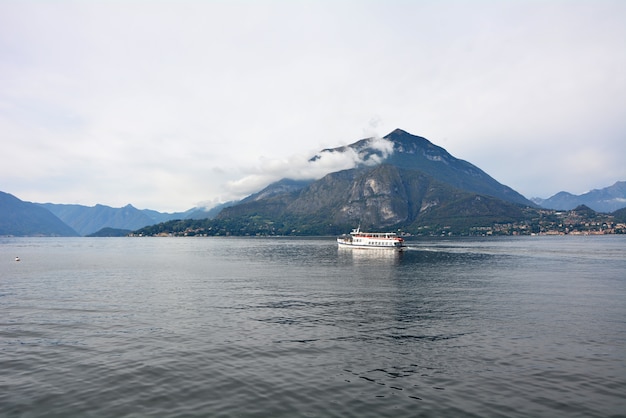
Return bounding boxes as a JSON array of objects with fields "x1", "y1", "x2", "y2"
[{"x1": 337, "y1": 227, "x2": 406, "y2": 250}]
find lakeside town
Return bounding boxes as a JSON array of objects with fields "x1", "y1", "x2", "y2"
[{"x1": 465, "y1": 208, "x2": 626, "y2": 236}]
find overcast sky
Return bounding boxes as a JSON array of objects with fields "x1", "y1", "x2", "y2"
[{"x1": 2, "y1": 0, "x2": 625, "y2": 212}]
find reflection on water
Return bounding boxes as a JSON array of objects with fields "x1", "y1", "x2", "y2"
[{"x1": 338, "y1": 246, "x2": 404, "y2": 264}]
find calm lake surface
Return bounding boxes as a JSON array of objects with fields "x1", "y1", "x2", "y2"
[{"x1": 1, "y1": 236, "x2": 625, "y2": 417}]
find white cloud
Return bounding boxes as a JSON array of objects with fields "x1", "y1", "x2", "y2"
[{"x1": 225, "y1": 136, "x2": 396, "y2": 198}]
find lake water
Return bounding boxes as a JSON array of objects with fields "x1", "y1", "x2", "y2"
[{"x1": 1, "y1": 236, "x2": 625, "y2": 417}]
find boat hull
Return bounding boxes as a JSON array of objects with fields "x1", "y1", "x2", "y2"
[{"x1": 336, "y1": 239, "x2": 406, "y2": 251}]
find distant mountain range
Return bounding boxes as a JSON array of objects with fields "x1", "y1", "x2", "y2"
[
  {"x1": 2, "y1": 129, "x2": 625, "y2": 236},
  {"x1": 532, "y1": 181, "x2": 626, "y2": 213},
  {"x1": 37, "y1": 203, "x2": 186, "y2": 236},
  {"x1": 0, "y1": 197, "x2": 220, "y2": 237},
  {"x1": 0, "y1": 191, "x2": 79, "y2": 236}
]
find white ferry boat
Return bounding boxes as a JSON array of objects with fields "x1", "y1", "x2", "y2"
[{"x1": 337, "y1": 227, "x2": 406, "y2": 250}]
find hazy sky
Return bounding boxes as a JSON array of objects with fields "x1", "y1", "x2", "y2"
[{"x1": 2, "y1": 0, "x2": 625, "y2": 212}]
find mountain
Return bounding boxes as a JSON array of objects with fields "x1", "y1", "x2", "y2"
[
  {"x1": 38, "y1": 201, "x2": 229, "y2": 236},
  {"x1": 210, "y1": 129, "x2": 535, "y2": 234},
  {"x1": 313, "y1": 129, "x2": 535, "y2": 207},
  {"x1": 0, "y1": 191, "x2": 79, "y2": 236},
  {"x1": 38, "y1": 203, "x2": 183, "y2": 236},
  {"x1": 532, "y1": 181, "x2": 626, "y2": 212}
]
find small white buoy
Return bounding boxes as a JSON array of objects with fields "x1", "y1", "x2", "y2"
[{"x1": 15, "y1": 256, "x2": 20, "y2": 262}]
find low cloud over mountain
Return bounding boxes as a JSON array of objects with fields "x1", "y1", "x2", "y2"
[{"x1": 226, "y1": 136, "x2": 395, "y2": 197}]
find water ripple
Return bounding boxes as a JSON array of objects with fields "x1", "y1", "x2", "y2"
[{"x1": 1, "y1": 236, "x2": 625, "y2": 417}]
